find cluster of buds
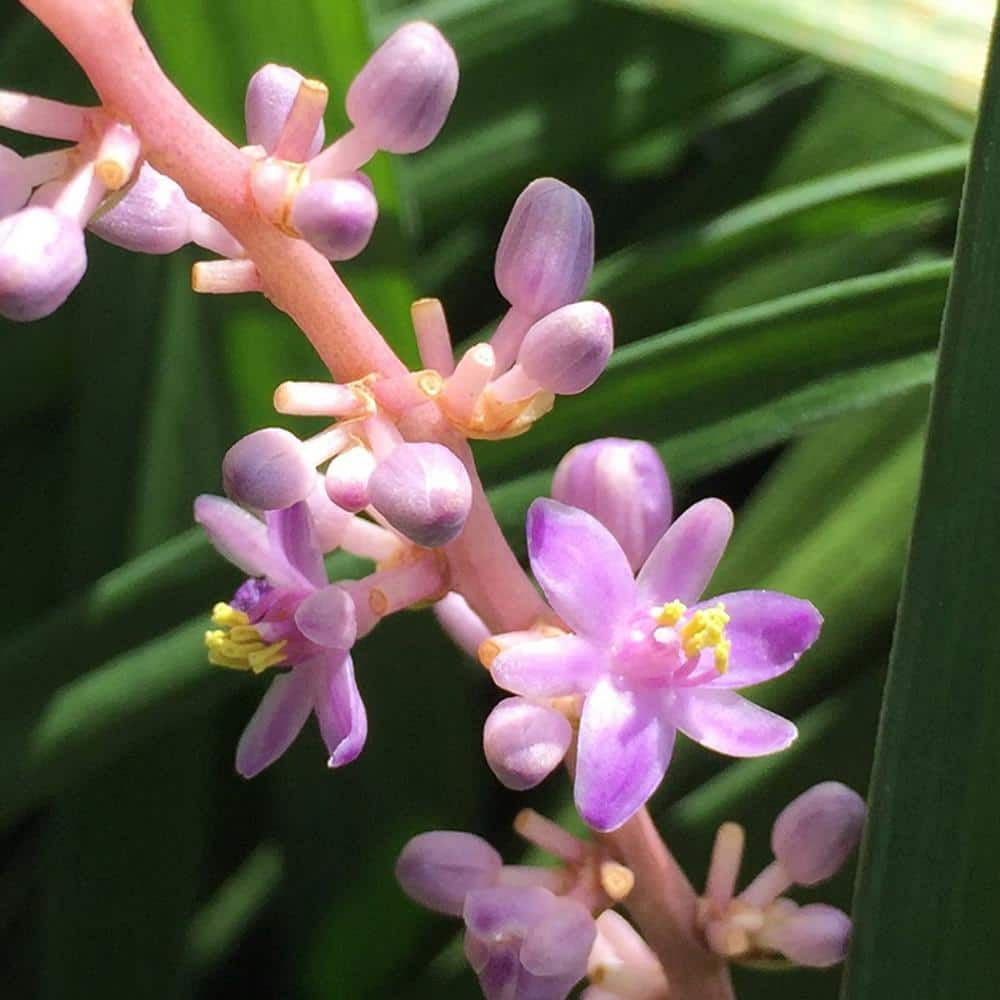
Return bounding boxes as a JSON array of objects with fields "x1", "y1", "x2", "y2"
[
  {"x1": 697, "y1": 782, "x2": 866, "y2": 968},
  {"x1": 396, "y1": 810, "x2": 654, "y2": 1000},
  {"x1": 397, "y1": 781, "x2": 864, "y2": 997}
]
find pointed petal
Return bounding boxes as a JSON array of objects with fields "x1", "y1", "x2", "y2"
[
  {"x1": 575, "y1": 679, "x2": 675, "y2": 832},
  {"x1": 311, "y1": 653, "x2": 367, "y2": 767},
  {"x1": 526, "y1": 499, "x2": 635, "y2": 641},
  {"x1": 294, "y1": 584, "x2": 358, "y2": 649},
  {"x1": 668, "y1": 688, "x2": 797, "y2": 757},
  {"x1": 698, "y1": 590, "x2": 823, "y2": 688},
  {"x1": 235, "y1": 670, "x2": 314, "y2": 777},
  {"x1": 266, "y1": 500, "x2": 326, "y2": 588},
  {"x1": 194, "y1": 494, "x2": 293, "y2": 583},
  {"x1": 636, "y1": 498, "x2": 733, "y2": 606},
  {"x1": 491, "y1": 634, "x2": 605, "y2": 698}
]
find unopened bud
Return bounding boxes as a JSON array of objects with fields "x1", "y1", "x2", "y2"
[
  {"x1": 760, "y1": 903, "x2": 851, "y2": 968},
  {"x1": 771, "y1": 782, "x2": 866, "y2": 886},
  {"x1": 517, "y1": 301, "x2": 613, "y2": 395},
  {"x1": 396, "y1": 830, "x2": 502, "y2": 916},
  {"x1": 346, "y1": 22, "x2": 458, "y2": 154},
  {"x1": 325, "y1": 445, "x2": 376, "y2": 513},
  {"x1": 552, "y1": 438, "x2": 671, "y2": 571},
  {"x1": 0, "y1": 206, "x2": 86, "y2": 321},
  {"x1": 483, "y1": 697, "x2": 572, "y2": 791},
  {"x1": 222, "y1": 428, "x2": 315, "y2": 511},
  {"x1": 0, "y1": 146, "x2": 31, "y2": 216},
  {"x1": 290, "y1": 177, "x2": 377, "y2": 260},
  {"x1": 88, "y1": 164, "x2": 193, "y2": 254},
  {"x1": 245, "y1": 63, "x2": 326, "y2": 157},
  {"x1": 495, "y1": 178, "x2": 594, "y2": 317},
  {"x1": 368, "y1": 442, "x2": 472, "y2": 547}
]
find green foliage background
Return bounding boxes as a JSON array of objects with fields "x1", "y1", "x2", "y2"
[{"x1": 1, "y1": 0, "x2": 995, "y2": 997}]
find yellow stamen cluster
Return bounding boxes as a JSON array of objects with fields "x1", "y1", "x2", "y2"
[
  {"x1": 204, "y1": 602, "x2": 288, "y2": 673},
  {"x1": 652, "y1": 600, "x2": 731, "y2": 674}
]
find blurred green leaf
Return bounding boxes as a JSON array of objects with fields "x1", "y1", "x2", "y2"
[
  {"x1": 843, "y1": 10, "x2": 1000, "y2": 998},
  {"x1": 616, "y1": 0, "x2": 990, "y2": 115},
  {"x1": 482, "y1": 260, "x2": 947, "y2": 482}
]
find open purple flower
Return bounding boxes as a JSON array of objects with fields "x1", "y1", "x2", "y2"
[
  {"x1": 194, "y1": 495, "x2": 366, "y2": 777},
  {"x1": 490, "y1": 498, "x2": 822, "y2": 832}
]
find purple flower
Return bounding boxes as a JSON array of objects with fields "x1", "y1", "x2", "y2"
[
  {"x1": 194, "y1": 495, "x2": 366, "y2": 777},
  {"x1": 491, "y1": 498, "x2": 822, "y2": 831},
  {"x1": 464, "y1": 886, "x2": 596, "y2": 1000}
]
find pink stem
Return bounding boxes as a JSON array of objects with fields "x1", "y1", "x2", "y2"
[{"x1": 20, "y1": 3, "x2": 734, "y2": 995}]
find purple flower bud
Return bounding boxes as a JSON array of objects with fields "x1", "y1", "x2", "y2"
[
  {"x1": 0, "y1": 146, "x2": 31, "y2": 217},
  {"x1": 396, "y1": 831, "x2": 502, "y2": 916},
  {"x1": 368, "y1": 443, "x2": 472, "y2": 548},
  {"x1": 245, "y1": 63, "x2": 326, "y2": 157},
  {"x1": 552, "y1": 438, "x2": 672, "y2": 571},
  {"x1": 464, "y1": 886, "x2": 595, "y2": 1000},
  {"x1": 0, "y1": 206, "x2": 86, "y2": 321},
  {"x1": 771, "y1": 782, "x2": 866, "y2": 886},
  {"x1": 518, "y1": 301, "x2": 613, "y2": 395},
  {"x1": 763, "y1": 903, "x2": 851, "y2": 968},
  {"x1": 346, "y1": 21, "x2": 458, "y2": 154},
  {"x1": 222, "y1": 428, "x2": 315, "y2": 511},
  {"x1": 290, "y1": 177, "x2": 377, "y2": 260},
  {"x1": 88, "y1": 164, "x2": 193, "y2": 254},
  {"x1": 495, "y1": 178, "x2": 594, "y2": 317},
  {"x1": 483, "y1": 697, "x2": 572, "y2": 791},
  {"x1": 325, "y1": 445, "x2": 375, "y2": 513}
]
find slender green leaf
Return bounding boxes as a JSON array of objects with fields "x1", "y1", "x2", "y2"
[
  {"x1": 615, "y1": 0, "x2": 990, "y2": 115},
  {"x1": 843, "y1": 11, "x2": 1000, "y2": 998}
]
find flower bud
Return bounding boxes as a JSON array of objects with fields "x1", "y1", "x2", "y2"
[
  {"x1": 464, "y1": 886, "x2": 595, "y2": 1000},
  {"x1": 0, "y1": 206, "x2": 86, "y2": 321},
  {"x1": 396, "y1": 831, "x2": 502, "y2": 916},
  {"x1": 368, "y1": 443, "x2": 472, "y2": 548},
  {"x1": 552, "y1": 438, "x2": 671, "y2": 571},
  {"x1": 222, "y1": 428, "x2": 315, "y2": 511},
  {"x1": 587, "y1": 910, "x2": 669, "y2": 1000},
  {"x1": 290, "y1": 177, "x2": 377, "y2": 260},
  {"x1": 346, "y1": 22, "x2": 458, "y2": 154},
  {"x1": 517, "y1": 301, "x2": 613, "y2": 395},
  {"x1": 88, "y1": 164, "x2": 193, "y2": 254},
  {"x1": 324, "y1": 445, "x2": 376, "y2": 513},
  {"x1": 483, "y1": 697, "x2": 572, "y2": 791},
  {"x1": 0, "y1": 146, "x2": 31, "y2": 217},
  {"x1": 245, "y1": 63, "x2": 326, "y2": 157},
  {"x1": 495, "y1": 178, "x2": 594, "y2": 317},
  {"x1": 761, "y1": 903, "x2": 851, "y2": 968},
  {"x1": 771, "y1": 782, "x2": 866, "y2": 886}
]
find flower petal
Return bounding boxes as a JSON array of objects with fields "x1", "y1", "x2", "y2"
[
  {"x1": 575, "y1": 679, "x2": 675, "y2": 832},
  {"x1": 520, "y1": 896, "x2": 595, "y2": 977},
  {"x1": 266, "y1": 500, "x2": 326, "y2": 588},
  {"x1": 491, "y1": 634, "x2": 605, "y2": 698},
  {"x1": 194, "y1": 494, "x2": 293, "y2": 583},
  {"x1": 294, "y1": 583, "x2": 358, "y2": 649},
  {"x1": 235, "y1": 670, "x2": 314, "y2": 778},
  {"x1": 698, "y1": 590, "x2": 823, "y2": 689},
  {"x1": 636, "y1": 498, "x2": 733, "y2": 606},
  {"x1": 311, "y1": 652, "x2": 367, "y2": 767},
  {"x1": 526, "y1": 498, "x2": 636, "y2": 641},
  {"x1": 668, "y1": 688, "x2": 796, "y2": 757}
]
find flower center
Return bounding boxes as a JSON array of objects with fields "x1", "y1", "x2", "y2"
[
  {"x1": 204, "y1": 601, "x2": 289, "y2": 673},
  {"x1": 612, "y1": 601, "x2": 731, "y2": 684}
]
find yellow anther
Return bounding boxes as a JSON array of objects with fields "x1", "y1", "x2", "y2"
[
  {"x1": 653, "y1": 600, "x2": 687, "y2": 626},
  {"x1": 212, "y1": 603, "x2": 250, "y2": 628},
  {"x1": 680, "y1": 603, "x2": 731, "y2": 671},
  {"x1": 204, "y1": 604, "x2": 287, "y2": 673},
  {"x1": 714, "y1": 637, "x2": 731, "y2": 675}
]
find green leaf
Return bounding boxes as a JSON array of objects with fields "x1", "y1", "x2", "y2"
[
  {"x1": 480, "y1": 260, "x2": 948, "y2": 483},
  {"x1": 615, "y1": 0, "x2": 990, "y2": 116},
  {"x1": 842, "y1": 11, "x2": 1000, "y2": 998}
]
